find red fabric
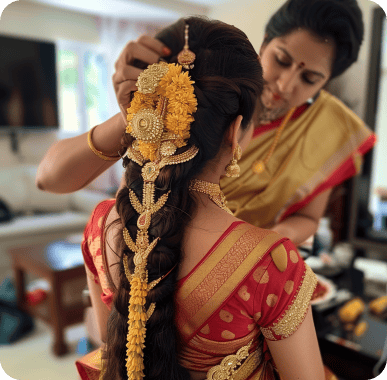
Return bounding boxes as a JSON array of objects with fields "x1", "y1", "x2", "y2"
[
  {"x1": 26, "y1": 289, "x2": 47, "y2": 306},
  {"x1": 194, "y1": 238, "x2": 307, "y2": 342},
  {"x1": 280, "y1": 133, "x2": 377, "y2": 221},
  {"x1": 83, "y1": 203, "x2": 309, "y2": 342},
  {"x1": 82, "y1": 199, "x2": 115, "y2": 308},
  {"x1": 178, "y1": 221, "x2": 245, "y2": 287}
]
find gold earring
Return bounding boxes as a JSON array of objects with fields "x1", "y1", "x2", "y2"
[{"x1": 225, "y1": 144, "x2": 242, "y2": 178}]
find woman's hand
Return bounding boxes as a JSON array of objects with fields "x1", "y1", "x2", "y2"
[{"x1": 112, "y1": 35, "x2": 171, "y2": 121}]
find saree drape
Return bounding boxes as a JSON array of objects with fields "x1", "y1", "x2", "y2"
[
  {"x1": 220, "y1": 90, "x2": 376, "y2": 228},
  {"x1": 175, "y1": 222, "x2": 317, "y2": 379},
  {"x1": 76, "y1": 202, "x2": 337, "y2": 380}
]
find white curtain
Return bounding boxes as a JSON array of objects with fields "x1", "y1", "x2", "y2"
[{"x1": 88, "y1": 17, "x2": 167, "y2": 193}]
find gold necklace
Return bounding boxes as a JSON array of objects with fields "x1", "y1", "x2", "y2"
[
  {"x1": 252, "y1": 106, "x2": 297, "y2": 174},
  {"x1": 189, "y1": 179, "x2": 233, "y2": 215}
]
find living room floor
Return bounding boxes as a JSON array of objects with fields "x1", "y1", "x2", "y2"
[{"x1": 0, "y1": 319, "x2": 86, "y2": 380}]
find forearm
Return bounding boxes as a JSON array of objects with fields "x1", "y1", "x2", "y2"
[
  {"x1": 36, "y1": 113, "x2": 126, "y2": 194},
  {"x1": 271, "y1": 213, "x2": 319, "y2": 246}
]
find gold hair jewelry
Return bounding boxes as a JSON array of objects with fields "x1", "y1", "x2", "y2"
[
  {"x1": 123, "y1": 59, "x2": 199, "y2": 380},
  {"x1": 177, "y1": 24, "x2": 196, "y2": 70},
  {"x1": 225, "y1": 143, "x2": 242, "y2": 178},
  {"x1": 126, "y1": 62, "x2": 197, "y2": 162},
  {"x1": 252, "y1": 107, "x2": 296, "y2": 174},
  {"x1": 189, "y1": 179, "x2": 233, "y2": 215},
  {"x1": 87, "y1": 126, "x2": 121, "y2": 161}
]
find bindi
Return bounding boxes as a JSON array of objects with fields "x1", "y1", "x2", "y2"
[{"x1": 298, "y1": 62, "x2": 305, "y2": 69}]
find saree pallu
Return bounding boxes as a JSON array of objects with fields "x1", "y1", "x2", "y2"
[{"x1": 221, "y1": 90, "x2": 376, "y2": 227}]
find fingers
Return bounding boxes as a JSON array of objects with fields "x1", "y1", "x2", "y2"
[
  {"x1": 115, "y1": 40, "x2": 158, "y2": 71},
  {"x1": 113, "y1": 34, "x2": 172, "y2": 117},
  {"x1": 136, "y1": 35, "x2": 171, "y2": 57},
  {"x1": 113, "y1": 65, "x2": 142, "y2": 86},
  {"x1": 115, "y1": 80, "x2": 137, "y2": 107}
]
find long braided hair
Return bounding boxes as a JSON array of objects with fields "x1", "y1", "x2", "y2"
[{"x1": 103, "y1": 16, "x2": 263, "y2": 380}]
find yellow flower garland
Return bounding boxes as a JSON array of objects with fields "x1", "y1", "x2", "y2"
[
  {"x1": 126, "y1": 63, "x2": 197, "y2": 161},
  {"x1": 126, "y1": 277, "x2": 148, "y2": 380}
]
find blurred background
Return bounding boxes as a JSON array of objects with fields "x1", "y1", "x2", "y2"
[{"x1": 0, "y1": 1, "x2": 386, "y2": 379}]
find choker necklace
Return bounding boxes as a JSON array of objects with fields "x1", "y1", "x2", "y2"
[
  {"x1": 252, "y1": 106, "x2": 296, "y2": 174},
  {"x1": 189, "y1": 179, "x2": 233, "y2": 215}
]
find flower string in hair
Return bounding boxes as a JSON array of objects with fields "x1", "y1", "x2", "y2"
[
  {"x1": 123, "y1": 52, "x2": 198, "y2": 379},
  {"x1": 126, "y1": 61, "x2": 197, "y2": 162}
]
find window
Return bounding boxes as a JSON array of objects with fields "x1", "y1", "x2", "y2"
[{"x1": 57, "y1": 41, "x2": 109, "y2": 137}]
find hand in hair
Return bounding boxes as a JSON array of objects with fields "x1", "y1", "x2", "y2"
[{"x1": 112, "y1": 35, "x2": 171, "y2": 121}]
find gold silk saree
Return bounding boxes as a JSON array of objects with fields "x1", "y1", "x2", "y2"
[{"x1": 221, "y1": 90, "x2": 376, "y2": 228}]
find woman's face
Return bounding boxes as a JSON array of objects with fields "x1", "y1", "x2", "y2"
[{"x1": 259, "y1": 28, "x2": 336, "y2": 121}]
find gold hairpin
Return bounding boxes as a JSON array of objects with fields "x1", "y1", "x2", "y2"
[{"x1": 177, "y1": 24, "x2": 196, "y2": 70}]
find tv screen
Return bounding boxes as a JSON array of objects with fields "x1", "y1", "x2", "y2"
[{"x1": 0, "y1": 35, "x2": 59, "y2": 130}]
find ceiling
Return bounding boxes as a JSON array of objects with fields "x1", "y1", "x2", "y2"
[{"x1": 26, "y1": 0, "x2": 227, "y2": 20}]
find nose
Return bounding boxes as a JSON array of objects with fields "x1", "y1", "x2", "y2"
[{"x1": 277, "y1": 68, "x2": 298, "y2": 95}]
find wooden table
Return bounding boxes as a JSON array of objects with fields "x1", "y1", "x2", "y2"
[{"x1": 8, "y1": 241, "x2": 86, "y2": 356}]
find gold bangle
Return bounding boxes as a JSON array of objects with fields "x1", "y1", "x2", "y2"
[{"x1": 87, "y1": 126, "x2": 121, "y2": 161}]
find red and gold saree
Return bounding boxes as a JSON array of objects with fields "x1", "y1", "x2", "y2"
[{"x1": 76, "y1": 201, "x2": 336, "y2": 379}]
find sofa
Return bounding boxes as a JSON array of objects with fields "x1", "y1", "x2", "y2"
[{"x1": 0, "y1": 163, "x2": 109, "y2": 277}]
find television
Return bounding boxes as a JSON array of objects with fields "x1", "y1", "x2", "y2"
[{"x1": 0, "y1": 34, "x2": 59, "y2": 132}]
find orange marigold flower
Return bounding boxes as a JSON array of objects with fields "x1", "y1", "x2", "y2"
[{"x1": 138, "y1": 141, "x2": 158, "y2": 161}]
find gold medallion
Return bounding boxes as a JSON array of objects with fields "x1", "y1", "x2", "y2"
[{"x1": 252, "y1": 160, "x2": 266, "y2": 174}]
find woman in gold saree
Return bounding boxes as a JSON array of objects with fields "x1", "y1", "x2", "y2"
[{"x1": 67, "y1": 17, "x2": 326, "y2": 380}]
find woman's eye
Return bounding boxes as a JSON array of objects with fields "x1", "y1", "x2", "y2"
[
  {"x1": 275, "y1": 57, "x2": 290, "y2": 66},
  {"x1": 303, "y1": 75, "x2": 316, "y2": 85}
]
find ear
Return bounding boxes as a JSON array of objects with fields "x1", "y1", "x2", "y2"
[{"x1": 225, "y1": 115, "x2": 243, "y2": 152}]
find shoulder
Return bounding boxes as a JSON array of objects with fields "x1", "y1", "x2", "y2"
[
  {"x1": 90, "y1": 199, "x2": 116, "y2": 222},
  {"x1": 232, "y1": 223, "x2": 287, "y2": 263},
  {"x1": 317, "y1": 90, "x2": 364, "y2": 126},
  {"x1": 85, "y1": 199, "x2": 116, "y2": 237}
]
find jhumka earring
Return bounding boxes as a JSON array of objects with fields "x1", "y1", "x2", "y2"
[{"x1": 225, "y1": 144, "x2": 242, "y2": 178}]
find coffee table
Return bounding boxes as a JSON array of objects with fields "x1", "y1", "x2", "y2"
[{"x1": 8, "y1": 241, "x2": 86, "y2": 356}]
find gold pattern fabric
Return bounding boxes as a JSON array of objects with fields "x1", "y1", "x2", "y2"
[
  {"x1": 220, "y1": 90, "x2": 375, "y2": 228},
  {"x1": 270, "y1": 244, "x2": 288, "y2": 272}
]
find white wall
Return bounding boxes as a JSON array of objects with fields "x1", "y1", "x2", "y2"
[{"x1": 0, "y1": 0, "x2": 100, "y2": 43}]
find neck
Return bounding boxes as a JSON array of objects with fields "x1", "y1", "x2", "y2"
[{"x1": 258, "y1": 106, "x2": 289, "y2": 124}]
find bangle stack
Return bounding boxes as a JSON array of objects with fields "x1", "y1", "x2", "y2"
[{"x1": 87, "y1": 126, "x2": 121, "y2": 161}]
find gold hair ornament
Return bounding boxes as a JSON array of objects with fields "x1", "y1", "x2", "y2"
[
  {"x1": 123, "y1": 61, "x2": 198, "y2": 380},
  {"x1": 177, "y1": 24, "x2": 196, "y2": 70}
]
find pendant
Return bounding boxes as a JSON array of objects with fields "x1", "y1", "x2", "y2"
[{"x1": 252, "y1": 160, "x2": 266, "y2": 174}]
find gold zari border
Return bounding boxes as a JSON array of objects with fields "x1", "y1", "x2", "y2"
[
  {"x1": 177, "y1": 226, "x2": 282, "y2": 340},
  {"x1": 262, "y1": 264, "x2": 317, "y2": 339}
]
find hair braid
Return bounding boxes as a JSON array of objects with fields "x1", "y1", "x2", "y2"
[{"x1": 103, "y1": 16, "x2": 263, "y2": 380}]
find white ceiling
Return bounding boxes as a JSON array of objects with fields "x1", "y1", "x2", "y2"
[{"x1": 26, "y1": 0, "x2": 223, "y2": 20}]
